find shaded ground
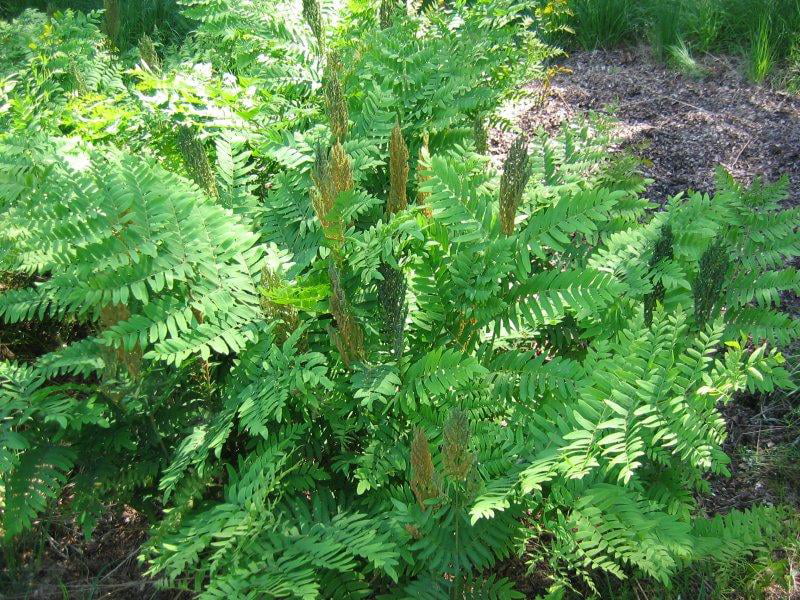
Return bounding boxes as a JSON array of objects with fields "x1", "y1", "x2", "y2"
[{"x1": 2, "y1": 506, "x2": 184, "y2": 599}]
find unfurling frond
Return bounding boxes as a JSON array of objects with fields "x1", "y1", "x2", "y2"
[
  {"x1": 324, "y1": 53, "x2": 348, "y2": 143},
  {"x1": 499, "y1": 135, "x2": 531, "y2": 235},
  {"x1": 388, "y1": 123, "x2": 409, "y2": 214},
  {"x1": 410, "y1": 428, "x2": 439, "y2": 509},
  {"x1": 694, "y1": 238, "x2": 730, "y2": 327}
]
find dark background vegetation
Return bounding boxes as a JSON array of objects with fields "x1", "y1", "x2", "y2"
[{"x1": 0, "y1": 0, "x2": 188, "y2": 49}]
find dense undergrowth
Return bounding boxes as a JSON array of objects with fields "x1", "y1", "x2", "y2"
[
  {"x1": 1, "y1": 1, "x2": 799, "y2": 598},
  {"x1": 537, "y1": 0, "x2": 800, "y2": 84}
]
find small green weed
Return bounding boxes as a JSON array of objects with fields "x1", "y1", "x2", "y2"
[{"x1": 668, "y1": 38, "x2": 706, "y2": 78}]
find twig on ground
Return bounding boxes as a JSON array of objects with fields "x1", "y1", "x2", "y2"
[
  {"x1": 661, "y1": 94, "x2": 710, "y2": 114},
  {"x1": 730, "y1": 136, "x2": 753, "y2": 169}
]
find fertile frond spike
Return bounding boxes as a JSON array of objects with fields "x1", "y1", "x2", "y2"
[
  {"x1": 328, "y1": 262, "x2": 365, "y2": 367},
  {"x1": 410, "y1": 427, "x2": 439, "y2": 509},
  {"x1": 694, "y1": 238, "x2": 731, "y2": 327},
  {"x1": 312, "y1": 143, "x2": 332, "y2": 207},
  {"x1": 138, "y1": 34, "x2": 161, "y2": 73},
  {"x1": 311, "y1": 147, "x2": 338, "y2": 246},
  {"x1": 387, "y1": 123, "x2": 409, "y2": 214},
  {"x1": 311, "y1": 143, "x2": 352, "y2": 251},
  {"x1": 473, "y1": 114, "x2": 488, "y2": 155},
  {"x1": 442, "y1": 409, "x2": 474, "y2": 482},
  {"x1": 378, "y1": 262, "x2": 407, "y2": 357},
  {"x1": 301, "y1": 0, "x2": 324, "y2": 48},
  {"x1": 644, "y1": 224, "x2": 674, "y2": 326},
  {"x1": 177, "y1": 125, "x2": 219, "y2": 199},
  {"x1": 416, "y1": 131, "x2": 433, "y2": 216},
  {"x1": 324, "y1": 53, "x2": 349, "y2": 143},
  {"x1": 499, "y1": 135, "x2": 531, "y2": 236},
  {"x1": 329, "y1": 142, "x2": 354, "y2": 196}
]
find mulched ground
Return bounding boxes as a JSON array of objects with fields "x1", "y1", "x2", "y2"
[{"x1": 491, "y1": 46, "x2": 800, "y2": 208}]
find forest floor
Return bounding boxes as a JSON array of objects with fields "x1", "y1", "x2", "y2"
[{"x1": 8, "y1": 47, "x2": 800, "y2": 600}]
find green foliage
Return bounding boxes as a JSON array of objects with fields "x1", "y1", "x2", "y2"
[
  {"x1": 782, "y1": 39, "x2": 800, "y2": 91},
  {"x1": 646, "y1": 0, "x2": 684, "y2": 61},
  {"x1": 0, "y1": 1, "x2": 798, "y2": 598}
]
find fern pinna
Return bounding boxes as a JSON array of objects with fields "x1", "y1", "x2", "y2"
[{"x1": 0, "y1": 1, "x2": 797, "y2": 598}]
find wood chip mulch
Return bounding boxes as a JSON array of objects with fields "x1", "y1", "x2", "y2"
[{"x1": 491, "y1": 46, "x2": 800, "y2": 209}]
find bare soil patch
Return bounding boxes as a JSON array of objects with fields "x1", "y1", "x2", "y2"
[{"x1": 3, "y1": 507, "x2": 182, "y2": 599}]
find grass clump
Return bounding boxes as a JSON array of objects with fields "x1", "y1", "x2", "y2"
[
  {"x1": 566, "y1": 0, "x2": 635, "y2": 49},
  {"x1": 748, "y1": 15, "x2": 777, "y2": 82}
]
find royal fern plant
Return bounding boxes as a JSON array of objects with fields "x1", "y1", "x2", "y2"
[{"x1": 0, "y1": 1, "x2": 797, "y2": 598}]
